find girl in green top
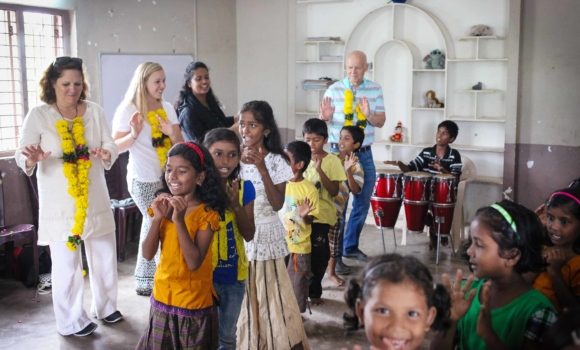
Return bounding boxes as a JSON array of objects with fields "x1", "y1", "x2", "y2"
[{"x1": 431, "y1": 200, "x2": 558, "y2": 350}]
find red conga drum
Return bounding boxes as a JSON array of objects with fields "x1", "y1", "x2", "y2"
[
  {"x1": 431, "y1": 174, "x2": 457, "y2": 236},
  {"x1": 370, "y1": 169, "x2": 403, "y2": 228},
  {"x1": 403, "y1": 172, "x2": 432, "y2": 233}
]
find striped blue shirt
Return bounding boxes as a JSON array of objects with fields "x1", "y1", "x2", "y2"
[{"x1": 323, "y1": 77, "x2": 385, "y2": 147}]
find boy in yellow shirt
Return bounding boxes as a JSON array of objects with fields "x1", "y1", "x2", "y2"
[
  {"x1": 280, "y1": 141, "x2": 319, "y2": 313},
  {"x1": 302, "y1": 119, "x2": 347, "y2": 306}
]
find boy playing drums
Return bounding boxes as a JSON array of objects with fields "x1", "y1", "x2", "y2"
[{"x1": 383, "y1": 120, "x2": 462, "y2": 249}]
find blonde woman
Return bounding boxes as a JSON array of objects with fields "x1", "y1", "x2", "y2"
[{"x1": 112, "y1": 62, "x2": 183, "y2": 295}]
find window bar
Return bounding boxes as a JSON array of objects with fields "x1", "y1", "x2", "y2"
[
  {"x1": 7, "y1": 10, "x2": 19, "y2": 150},
  {"x1": 16, "y1": 9, "x2": 28, "y2": 120},
  {"x1": 53, "y1": 15, "x2": 59, "y2": 57}
]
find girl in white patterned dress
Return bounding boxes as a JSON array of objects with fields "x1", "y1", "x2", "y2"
[{"x1": 236, "y1": 101, "x2": 310, "y2": 350}]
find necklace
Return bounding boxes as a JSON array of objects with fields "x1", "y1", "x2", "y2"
[{"x1": 55, "y1": 104, "x2": 79, "y2": 130}]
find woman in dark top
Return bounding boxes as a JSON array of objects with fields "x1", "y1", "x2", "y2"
[{"x1": 175, "y1": 61, "x2": 238, "y2": 143}]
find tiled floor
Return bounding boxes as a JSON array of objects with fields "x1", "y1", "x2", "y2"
[{"x1": 0, "y1": 223, "x2": 469, "y2": 350}]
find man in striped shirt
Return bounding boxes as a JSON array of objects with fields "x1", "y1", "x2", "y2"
[{"x1": 319, "y1": 51, "x2": 385, "y2": 264}]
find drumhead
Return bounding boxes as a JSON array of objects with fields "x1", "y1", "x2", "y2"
[
  {"x1": 376, "y1": 169, "x2": 402, "y2": 177},
  {"x1": 404, "y1": 171, "x2": 432, "y2": 179},
  {"x1": 434, "y1": 173, "x2": 455, "y2": 181}
]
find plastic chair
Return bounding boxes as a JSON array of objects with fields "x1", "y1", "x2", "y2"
[
  {"x1": 451, "y1": 155, "x2": 477, "y2": 254},
  {"x1": 0, "y1": 173, "x2": 38, "y2": 293}
]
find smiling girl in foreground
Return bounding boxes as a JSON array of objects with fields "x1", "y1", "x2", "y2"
[
  {"x1": 430, "y1": 200, "x2": 557, "y2": 350},
  {"x1": 343, "y1": 254, "x2": 451, "y2": 350},
  {"x1": 136, "y1": 142, "x2": 227, "y2": 349},
  {"x1": 530, "y1": 186, "x2": 580, "y2": 311},
  {"x1": 236, "y1": 101, "x2": 310, "y2": 349},
  {"x1": 203, "y1": 128, "x2": 256, "y2": 350}
]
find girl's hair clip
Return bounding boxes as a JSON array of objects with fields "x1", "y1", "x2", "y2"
[{"x1": 490, "y1": 204, "x2": 520, "y2": 239}]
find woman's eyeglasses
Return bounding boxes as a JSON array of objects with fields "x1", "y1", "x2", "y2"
[{"x1": 52, "y1": 56, "x2": 83, "y2": 67}]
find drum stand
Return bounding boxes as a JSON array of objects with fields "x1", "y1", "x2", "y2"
[
  {"x1": 375, "y1": 209, "x2": 397, "y2": 253},
  {"x1": 435, "y1": 215, "x2": 455, "y2": 265}
]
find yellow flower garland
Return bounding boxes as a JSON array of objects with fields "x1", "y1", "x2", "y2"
[
  {"x1": 55, "y1": 117, "x2": 92, "y2": 252},
  {"x1": 211, "y1": 179, "x2": 248, "y2": 280},
  {"x1": 343, "y1": 90, "x2": 367, "y2": 130},
  {"x1": 147, "y1": 109, "x2": 172, "y2": 168}
]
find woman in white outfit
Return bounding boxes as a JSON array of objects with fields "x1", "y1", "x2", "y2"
[
  {"x1": 112, "y1": 62, "x2": 183, "y2": 295},
  {"x1": 16, "y1": 57, "x2": 121, "y2": 337}
]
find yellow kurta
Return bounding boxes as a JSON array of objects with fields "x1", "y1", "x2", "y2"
[{"x1": 153, "y1": 204, "x2": 220, "y2": 310}]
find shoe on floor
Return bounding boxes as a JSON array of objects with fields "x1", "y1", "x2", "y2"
[
  {"x1": 136, "y1": 289, "x2": 151, "y2": 296},
  {"x1": 335, "y1": 259, "x2": 351, "y2": 275},
  {"x1": 343, "y1": 249, "x2": 368, "y2": 262},
  {"x1": 74, "y1": 322, "x2": 98, "y2": 337},
  {"x1": 104, "y1": 311, "x2": 123, "y2": 323}
]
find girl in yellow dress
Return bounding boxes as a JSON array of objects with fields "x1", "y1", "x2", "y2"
[{"x1": 137, "y1": 141, "x2": 227, "y2": 350}]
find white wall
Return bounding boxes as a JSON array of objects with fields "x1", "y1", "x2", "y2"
[
  {"x1": 236, "y1": 0, "x2": 294, "y2": 138},
  {"x1": 5, "y1": 0, "x2": 238, "y2": 117},
  {"x1": 196, "y1": 0, "x2": 238, "y2": 115},
  {"x1": 2, "y1": 0, "x2": 74, "y2": 10},
  {"x1": 74, "y1": 0, "x2": 197, "y2": 108},
  {"x1": 518, "y1": 0, "x2": 580, "y2": 147}
]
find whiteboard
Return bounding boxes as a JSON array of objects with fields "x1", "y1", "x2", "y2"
[{"x1": 99, "y1": 53, "x2": 194, "y2": 126}]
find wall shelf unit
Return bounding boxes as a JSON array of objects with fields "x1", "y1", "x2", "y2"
[
  {"x1": 297, "y1": 37, "x2": 344, "y2": 63},
  {"x1": 297, "y1": 0, "x2": 346, "y2": 3},
  {"x1": 459, "y1": 89, "x2": 499, "y2": 93},
  {"x1": 296, "y1": 110, "x2": 319, "y2": 115},
  {"x1": 304, "y1": 40, "x2": 344, "y2": 45},
  {"x1": 448, "y1": 58, "x2": 507, "y2": 62},
  {"x1": 458, "y1": 36, "x2": 502, "y2": 41},
  {"x1": 296, "y1": 61, "x2": 342, "y2": 64},
  {"x1": 413, "y1": 69, "x2": 446, "y2": 72},
  {"x1": 294, "y1": 1, "x2": 509, "y2": 181},
  {"x1": 447, "y1": 116, "x2": 505, "y2": 123}
]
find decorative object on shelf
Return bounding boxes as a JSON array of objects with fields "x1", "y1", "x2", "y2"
[
  {"x1": 425, "y1": 90, "x2": 444, "y2": 108},
  {"x1": 390, "y1": 121, "x2": 404, "y2": 142},
  {"x1": 469, "y1": 24, "x2": 493, "y2": 37},
  {"x1": 302, "y1": 77, "x2": 336, "y2": 90},
  {"x1": 472, "y1": 82, "x2": 483, "y2": 90},
  {"x1": 343, "y1": 89, "x2": 367, "y2": 130},
  {"x1": 423, "y1": 49, "x2": 445, "y2": 69}
]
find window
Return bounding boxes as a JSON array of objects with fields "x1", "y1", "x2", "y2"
[{"x1": 0, "y1": 4, "x2": 69, "y2": 154}]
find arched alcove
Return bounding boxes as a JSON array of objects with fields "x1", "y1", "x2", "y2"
[{"x1": 373, "y1": 40, "x2": 413, "y2": 142}]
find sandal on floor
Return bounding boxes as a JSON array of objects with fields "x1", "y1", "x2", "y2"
[{"x1": 136, "y1": 289, "x2": 151, "y2": 296}]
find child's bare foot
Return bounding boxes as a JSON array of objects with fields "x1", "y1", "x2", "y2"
[
  {"x1": 310, "y1": 297, "x2": 324, "y2": 306},
  {"x1": 328, "y1": 274, "x2": 345, "y2": 286}
]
